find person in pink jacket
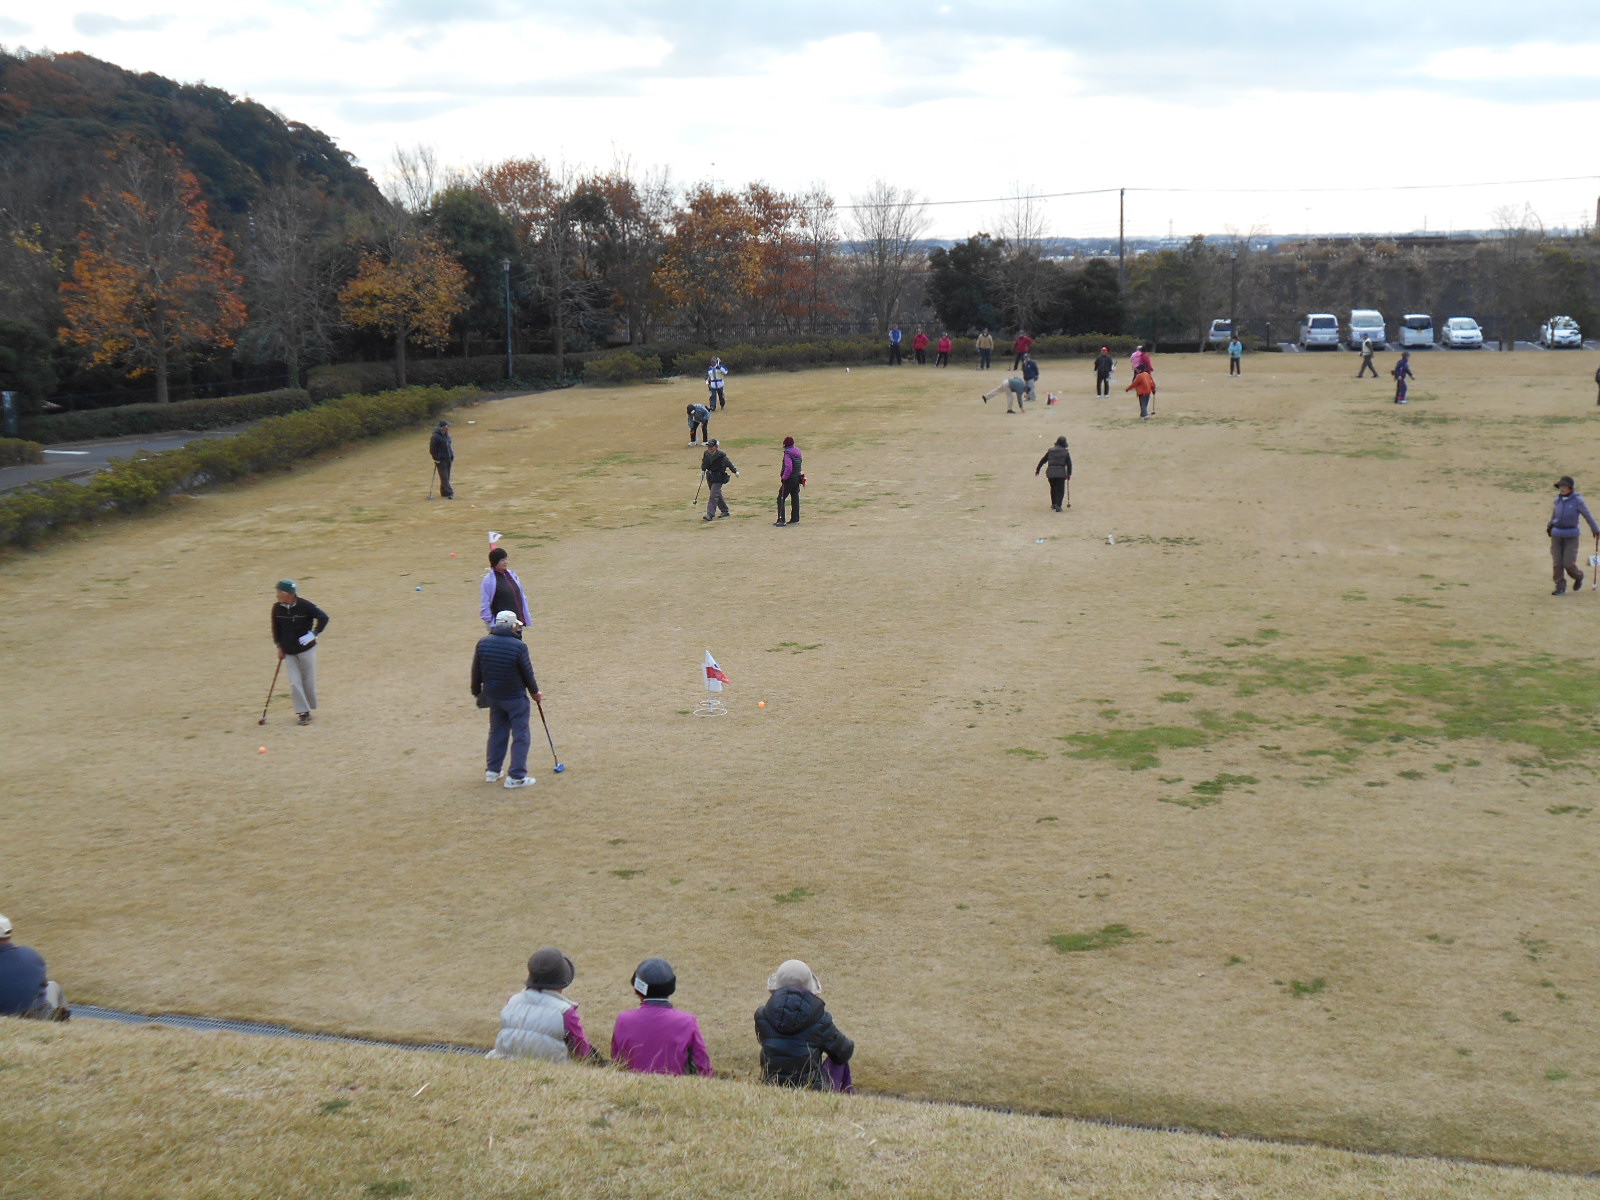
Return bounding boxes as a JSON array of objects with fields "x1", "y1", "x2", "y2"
[
  {"x1": 611, "y1": 957, "x2": 714, "y2": 1076},
  {"x1": 935, "y1": 333, "x2": 952, "y2": 367}
]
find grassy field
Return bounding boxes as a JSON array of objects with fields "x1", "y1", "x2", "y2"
[
  {"x1": 4, "y1": 347, "x2": 1600, "y2": 1175},
  {"x1": 5, "y1": 1021, "x2": 1598, "y2": 1200}
]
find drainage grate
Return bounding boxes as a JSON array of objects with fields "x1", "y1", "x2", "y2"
[{"x1": 74, "y1": 1005, "x2": 485, "y2": 1056}]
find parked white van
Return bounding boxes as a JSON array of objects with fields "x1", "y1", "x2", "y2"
[
  {"x1": 1348, "y1": 310, "x2": 1387, "y2": 350},
  {"x1": 1298, "y1": 313, "x2": 1341, "y2": 350},
  {"x1": 1399, "y1": 314, "x2": 1434, "y2": 349}
]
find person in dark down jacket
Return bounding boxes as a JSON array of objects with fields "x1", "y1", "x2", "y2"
[
  {"x1": 1093, "y1": 346, "x2": 1113, "y2": 396},
  {"x1": 1547, "y1": 474, "x2": 1599, "y2": 595},
  {"x1": 1035, "y1": 436, "x2": 1074, "y2": 512},
  {"x1": 429, "y1": 419, "x2": 454, "y2": 498},
  {"x1": 754, "y1": 959, "x2": 854, "y2": 1091},
  {"x1": 471, "y1": 610, "x2": 543, "y2": 788},
  {"x1": 700, "y1": 438, "x2": 740, "y2": 522}
]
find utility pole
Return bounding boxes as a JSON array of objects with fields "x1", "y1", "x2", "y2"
[
  {"x1": 1118, "y1": 188, "x2": 1126, "y2": 295},
  {"x1": 502, "y1": 257, "x2": 513, "y2": 380},
  {"x1": 1229, "y1": 247, "x2": 1239, "y2": 343}
]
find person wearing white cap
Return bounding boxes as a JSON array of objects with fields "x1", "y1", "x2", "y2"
[
  {"x1": 471, "y1": 610, "x2": 542, "y2": 788},
  {"x1": 0, "y1": 913, "x2": 68, "y2": 1021},
  {"x1": 753, "y1": 959, "x2": 853, "y2": 1090}
]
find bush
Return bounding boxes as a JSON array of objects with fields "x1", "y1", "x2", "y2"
[
  {"x1": 583, "y1": 351, "x2": 660, "y2": 386},
  {"x1": 307, "y1": 354, "x2": 605, "y2": 401},
  {"x1": 19, "y1": 389, "x2": 313, "y2": 443},
  {"x1": 0, "y1": 436, "x2": 44, "y2": 466},
  {"x1": 0, "y1": 386, "x2": 476, "y2": 550}
]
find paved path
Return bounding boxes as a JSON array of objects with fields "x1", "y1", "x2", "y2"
[{"x1": 0, "y1": 424, "x2": 254, "y2": 493}]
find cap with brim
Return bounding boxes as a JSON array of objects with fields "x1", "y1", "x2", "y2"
[
  {"x1": 526, "y1": 947, "x2": 575, "y2": 990},
  {"x1": 0, "y1": 913, "x2": 11, "y2": 938},
  {"x1": 1556, "y1": 476, "x2": 1575, "y2": 489},
  {"x1": 276, "y1": 579, "x2": 296, "y2": 594},
  {"x1": 493, "y1": 610, "x2": 523, "y2": 629},
  {"x1": 766, "y1": 959, "x2": 821, "y2": 994}
]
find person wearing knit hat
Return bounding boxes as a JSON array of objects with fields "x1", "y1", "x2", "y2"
[
  {"x1": 0, "y1": 913, "x2": 68, "y2": 1021},
  {"x1": 1546, "y1": 475, "x2": 1599, "y2": 595},
  {"x1": 429, "y1": 419, "x2": 455, "y2": 499},
  {"x1": 487, "y1": 946, "x2": 599, "y2": 1062},
  {"x1": 271, "y1": 580, "x2": 330, "y2": 726},
  {"x1": 775, "y1": 437, "x2": 803, "y2": 527},
  {"x1": 1093, "y1": 346, "x2": 1114, "y2": 396},
  {"x1": 611, "y1": 957, "x2": 714, "y2": 1076},
  {"x1": 754, "y1": 958, "x2": 854, "y2": 1091}
]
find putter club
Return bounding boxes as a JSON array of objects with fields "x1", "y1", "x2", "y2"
[
  {"x1": 427, "y1": 463, "x2": 436, "y2": 500},
  {"x1": 1065, "y1": 479, "x2": 1071, "y2": 509},
  {"x1": 534, "y1": 696, "x2": 566, "y2": 773},
  {"x1": 258, "y1": 658, "x2": 282, "y2": 725},
  {"x1": 693, "y1": 471, "x2": 704, "y2": 507}
]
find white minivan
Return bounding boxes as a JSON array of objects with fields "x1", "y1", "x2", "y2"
[
  {"x1": 1298, "y1": 313, "x2": 1341, "y2": 350},
  {"x1": 1399, "y1": 314, "x2": 1434, "y2": 349},
  {"x1": 1348, "y1": 310, "x2": 1387, "y2": 350}
]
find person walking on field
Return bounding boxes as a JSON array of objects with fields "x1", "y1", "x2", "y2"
[
  {"x1": 1093, "y1": 346, "x2": 1113, "y2": 395},
  {"x1": 687, "y1": 401, "x2": 711, "y2": 446},
  {"x1": 983, "y1": 375, "x2": 1028, "y2": 413},
  {"x1": 1126, "y1": 363, "x2": 1156, "y2": 419},
  {"x1": 1021, "y1": 353, "x2": 1041, "y2": 404},
  {"x1": 775, "y1": 436, "x2": 803, "y2": 526},
  {"x1": 935, "y1": 333, "x2": 952, "y2": 367},
  {"x1": 1035, "y1": 435, "x2": 1073, "y2": 511},
  {"x1": 1547, "y1": 475, "x2": 1599, "y2": 595},
  {"x1": 429, "y1": 420, "x2": 455, "y2": 499},
  {"x1": 977, "y1": 329, "x2": 994, "y2": 370},
  {"x1": 700, "y1": 439, "x2": 740, "y2": 521},
  {"x1": 480, "y1": 547, "x2": 531, "y2": 629},
  {"x1": 471, "y1": 610, "x2": 542, "y2": 788},
  {"x1": 1130, "y1": 344, "x2": 1156, "y2": 413},
  {"x1": 488, "y1": 947, "x2": 599, "y2": 1063},
  {"x1": 706, "y1": 357, "x2": 728, "y2": 410},
  {"x1": 1357, "y1": 335, "x2": 1378, "y2": 378},
  {"x1": 755, "y1": 959, "x2": 854, "y2": 1092},
  {"x1": 271, "y1": 580, "x2": 329, "y2": 726},
  {"x1": 612, "y1": 958, "x2": 714, "y2": 1077},
  {"x1": 912, "y1": 328, "x2": 930, "y2": 365},
  {"x1": 888, "y1": 324, "x2": 903, "y2": 365},
  {"x1": 0, "y1": 913, "x2": 68, "y2": 1021},
  {"x1": 1391, "y1": 351, "x2": 1415, "y2": 403},
  {"x1": 1011, "y1": 330, "x2": 1034, "y2": 370},
  {"x1": 1227, "y1": 335, "x2": 1244, "y2": 376}
]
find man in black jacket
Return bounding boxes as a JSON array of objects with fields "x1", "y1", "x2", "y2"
[
  {"x1": 1093, "y1": 346, "x2": 1113, "y2": 396},
  {"x1": 471, "y1": 610, "x2": 543, "y2": 789},
  {"x1": 271, "y1": 580, "x2": 330, "y2": 726},
  {"x1": 430, "y1": 420, "x2": 454, "y2": 499},
  {"x1": 700, "y1": 439, "x2": 739, "y2": 521}
]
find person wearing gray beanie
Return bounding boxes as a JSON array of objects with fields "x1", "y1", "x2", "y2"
[{"x1": 487, "y1": 946, "x2": 599, "y2": 1063}]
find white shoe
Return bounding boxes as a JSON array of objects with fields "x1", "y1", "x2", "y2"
[
  {"x1": 485, "y1": 770, "x2": 502, "y2": 783},
  {"x1": 504, "y1": 775, "x2": 536, "y2": 789}
]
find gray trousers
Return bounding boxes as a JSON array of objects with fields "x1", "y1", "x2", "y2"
[
  {"x1": 706, "y1": 480, "x2": 729, "y2": 518},
  {"x1": 286, "y1": 646, "x2": 318, "y2": 713}
]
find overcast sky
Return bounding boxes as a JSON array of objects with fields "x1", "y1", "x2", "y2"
[{"x1": 7, "y1": 1, "x2": 1600, "y2": 239}]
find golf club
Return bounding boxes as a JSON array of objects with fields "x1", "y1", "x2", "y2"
[
  {"x1": 534, "y1": 696, "x2": 566, "y2": 773},
  {"x1": 258, "y1": 658, "x2": 282, "y2": 725},
  {"x1": 693, "y1": 471, "x2": 704, "y2": 507},
  {"x1": 1065, "y1": 479, "x2": 1071, "y2": 509},
  {"x1": 427, "y1": 463, "x2": 437, "y2": 500}
]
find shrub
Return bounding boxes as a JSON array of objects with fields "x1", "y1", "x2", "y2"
[
  {"x1": 0, "y1": 436, "x2": 44, "y2": 466},
  {"x1": 0, "y1": 386, "x2": 476, "y2": 549},
  {"x1": 18, "y1": 389, "x2": 313, "y2": 443},
  {"x1": 584, "y1": 351, "x2": 659, "y2": 386},
  {"x1": 308, "y1": 355, "x2": 603, "y2": 401}
]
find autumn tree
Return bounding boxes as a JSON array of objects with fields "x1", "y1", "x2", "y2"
[
  {"x1": 59, "y1": 143, "x2": 247, "y2": 403},
  {"x1": 656, "y1": 185, "x2": 760, "y2": 344},
  {"x1": 338, "y1": 225, "x2": 468, "y2": 386},
  {"x1": 588, "y1": 163, "x2": 673, "y2": 344},
  {"x1": 794, "y1": 184, "x2": 843, "y2": 334}
]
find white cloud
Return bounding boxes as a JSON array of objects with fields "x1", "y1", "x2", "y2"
[
  {"x1": 73, "y1": 12, "x2": 173, "y2": 36},
  {"x1": 1423, "y1": 42, "x2": 1600, "y2": 81}
]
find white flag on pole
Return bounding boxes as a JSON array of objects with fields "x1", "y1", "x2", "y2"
[
  {"x1": 488, "y1": 531, "x2": 502, "y2": 546},
  {"x1": 703, "y1": 650, "x2": 730, "y2": 693}
]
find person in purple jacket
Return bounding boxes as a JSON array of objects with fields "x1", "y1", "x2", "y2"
[
  {"x1": 611, "y1": 957, "x2": 714, "y2": 1076},
  {"x1": 1547, "y1": 474, "x2": 1599, "y2": 595},
  {"x1": 480, "y1": 547, "x2": 531, "y2": 629},
  {"x1": 775, "y1": 436, "x2": 803, "y2": 527}
]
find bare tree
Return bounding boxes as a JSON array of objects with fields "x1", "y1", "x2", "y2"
[
  {"x1": 1486, "y1": 203, "x2": 1545, "y2": 349},
  {"x1": 384, "y1": 144, "x2": 444, "y2": 215},
  {"x1": 796, "y1": 182, "x2": 842, "y2": 334},
  {"x1": 848, "y1": 179, "x2": 930, "y2": 331},
  {"x1": 992, "y1": 187, "x2": 1055, "y2": 333},
  {"x1": 242, "y1": 183, "x2": 342, "y2": 387}
]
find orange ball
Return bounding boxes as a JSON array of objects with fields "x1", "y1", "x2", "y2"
[
  {"x1": 757, "y1": 701, "x2": 766, "y2": 708},
  {"x1": 258, "y1": 747, "x2": 267, "y2": 754}
]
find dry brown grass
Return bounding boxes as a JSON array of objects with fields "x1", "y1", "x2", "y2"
[
  {"x1": 4, "y1": 348, "x2": 1600, "y2": 1173},
  {"x1": 5, "y1": 1022, "x2": 1596, "y2": 1200}
]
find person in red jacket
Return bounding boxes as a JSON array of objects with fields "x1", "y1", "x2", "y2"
[
  {"x1": 1126, "y1": 364, "x2": 1156, "y2": 419},
  {"x1": 911, "y1": 328, "x2": 930, "y2": 365},
  {"x1": 935, "y1": 333, "x2": 952, "y2": 367},
  {"x1": 1011, "y1": 331, "x2": 1034, "y2": 369}
]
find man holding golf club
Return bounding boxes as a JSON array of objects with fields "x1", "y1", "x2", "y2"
[
  {"x1": 700, "y1": 439, "x2": 739, "y2": 521},
  {"x1": 429, "y1": 420, "x2": 455, "y2": 499},
  {"x1": 270, "y1": 580, "x2": 329, "y2": 726},
  {"x1": 472, "y1": 610, "x2": 542, "y2": 788}
]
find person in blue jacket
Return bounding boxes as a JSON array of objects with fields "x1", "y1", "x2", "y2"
[
  {"x1": 0, "y1": 913, "x2": 67, "y2": 1020},
  {"x1": 1547, "y1": 475, "x2": 1599, "y2": 595}
]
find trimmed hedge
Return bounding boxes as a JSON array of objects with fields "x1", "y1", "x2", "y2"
[
  {"x1": 0, "y1": 386, "x2": 475, "y2": 550},
  {"x1": 0, "y1": 436, "x2": 44, "y2": 466},
  {"x1": 19, "y1": 389, "x2": 314, "y2": 444},
  {"x1": 307, "y1": 355, "x2": 604, "y2": 401}
]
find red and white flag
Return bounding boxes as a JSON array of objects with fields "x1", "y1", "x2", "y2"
[
  {"x1": 488, "y1": 531, "x2": 502, "y2": 546},
  {"x1": 703, "y1": 650, "x2": 730, "y2": 693}
]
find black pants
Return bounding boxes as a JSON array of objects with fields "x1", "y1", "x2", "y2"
[
  {"x1": 1095, "y1": 373, "x2": 1110, "y2": 395},
  {"x1": 434, "y1": 459, "x2": 453, "y2": 498},
  {"x1": 690, "y1": 420, "x2": 708, "y2": 443},
  {"x1": 979, "y1": 349, "x2": 992, "y2": 368},
  {"x1": 777, "y1": 477, "x2": 801, "y2": 523},
  {"x1": 914, "y1": 348, "x2": 926, "y2": 364},
  {"x1": 1048, "y1": 477, "x2": 1066, "y2": 508},
  {"x1": 1229, "y1": 358, "x2": 1241, "y2": 376},
  {"x1": 1012, "y1": 353, "x2": 1025, "y2": 369},
  {"x1": 888, "y1": 343, "x2": 902, "y2": 365},
  {"x1": 935, "y1": 352, "x2": 949, "y2": 367}
]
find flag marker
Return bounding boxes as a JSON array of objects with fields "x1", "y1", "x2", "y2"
[{"x1": 695, "y1": 650, "x2": 729, "y2": 716}]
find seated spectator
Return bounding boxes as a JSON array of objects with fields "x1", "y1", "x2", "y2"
[
  {"x1": 754, "y1": 959, "x2": 853, "y2": 1091},
  {"x1": 611, "y1": 958, "x2": 713, "y2": 1076},
  {"x1": 0, "y1": 913, "x2": 68, "y2": 1021},
  {"x1": 487, "y1": 946, "x2": 599, "y2": 1063}
]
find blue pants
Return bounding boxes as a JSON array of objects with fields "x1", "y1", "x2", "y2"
[{"x1": 487, "y1": 693, "x2": 532, "y2": 780}]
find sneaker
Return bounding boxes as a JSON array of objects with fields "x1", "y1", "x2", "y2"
[
  {"x1": 702, "y1": 515, "x2": 714, "y2": 522},
  {"x1": 297, "y1": 713, "x2": 312, "y2": 726},
  {"x1": 485, "y1": 770, "x2": 502, "y2": 783},
  {"x1": 504, "y1": 774, "x2": 536, "y2": 789},
  {"x1": 716, "y1": 512, "x2": 728, "y2": 518},
  {"x1": 1553, "y1": 586, "x2": 1567, "y2": 595}
]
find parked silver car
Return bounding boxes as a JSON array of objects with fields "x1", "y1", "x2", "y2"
[
  {"x1": 1440, "y1": 317, "x2": 1484, "y2": 349},
  {"x1": 1539, "y1": 315, "x2": 1582, "y2": 349}
]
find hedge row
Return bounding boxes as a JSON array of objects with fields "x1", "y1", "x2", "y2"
[
  {"x1": 0, "y1": 436, "x2": 44, "y2": 466},
  {"x1": 19, "y1": 389, "x2": 314, "y2": 444},
  {"x1": 307, "y1": 355, "x2": 601, "y2": 401},
  {"x1": 0, "y1": 386, "x2": 475, "y2": 550}
]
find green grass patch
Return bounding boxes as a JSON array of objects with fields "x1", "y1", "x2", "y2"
[
  {"x1": 1157, "y1": 692, "x2": 1193, "y2": 703},
  {"x1": 1047, "y1": 924, "x2": 1144, "y2": 954},
  {"x1": 1286, "y1": 978, "x2": 1327, "y2": 998},
  {"x1": 773, "y1": 887, "x2": 815, "y2": 905},
  {"x1": 1060, "y1": 726, "x2": 1213, "y2": 771},
  {"x1": 768, "y1": 642, "x2": 823, "y2": 653},
  {"x1": 1005, "y1": 747, "x2": 1047, "y2": 760}
]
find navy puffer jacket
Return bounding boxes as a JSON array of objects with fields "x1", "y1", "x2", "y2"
[
  {"x1": 754, "y1": 987, "x2": 853, "y2": 1087},
  {"x1": 471, "y1": 628, "x2": 539, "y2": 701}
]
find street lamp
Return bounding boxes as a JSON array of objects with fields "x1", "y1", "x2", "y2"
[{"x1": 502, "y1": 257, "x2": 513, "y2": 380}]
